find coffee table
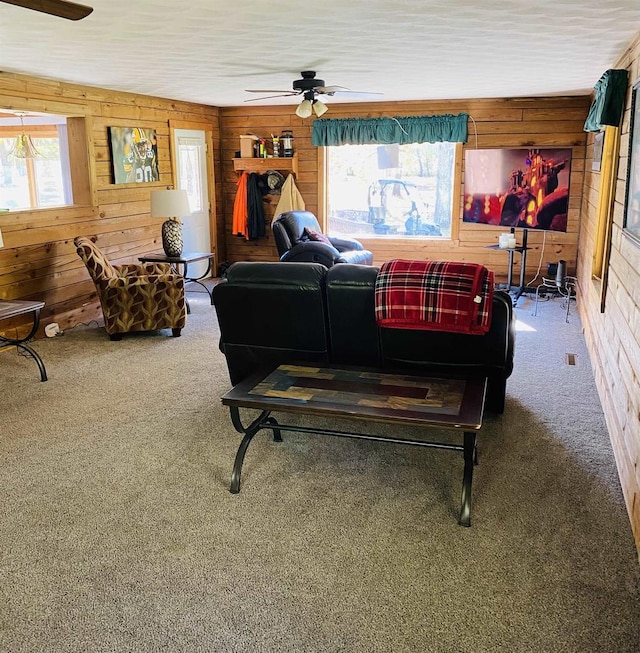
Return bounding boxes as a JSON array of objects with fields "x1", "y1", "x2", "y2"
[
  {"x1": 221, "y1": 364, "x2": 487, "y2": 526},
  {"x1": 0, "y1": 299, "x2": 48, "y2": 381}
]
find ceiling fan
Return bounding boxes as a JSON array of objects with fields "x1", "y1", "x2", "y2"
[
  {"x1": 0, "y1": 0, "x2": 93, "y2": 20},
  {"x1": 245, "y1": 71, "x2": 382, "y2": 118}
]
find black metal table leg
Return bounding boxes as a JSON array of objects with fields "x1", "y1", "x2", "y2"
[
  {"x1": 184, "y1": 257, "x2": 215, "y2": 305},
  {"x1": 229, "y1": 407, "x2": 280, "y2": 493},
  {"x1": 0, "y1": 306, "x2": 48, "y2": 382},
  {"x1": 16, "y1": 342, "x2": 48, "y2": 381},
  {"x1": 264, "y1": 416, "x2": 282, "y2": 442},
  {"x1": 459, "y1": 431, "x2": 476, "y2": 527}
]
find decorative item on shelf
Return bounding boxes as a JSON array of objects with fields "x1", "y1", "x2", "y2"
[
  {"x1": 10, "y1": 113, "x2": 42, "y2": 160},
  {"x1": 239, "y1": 134, "x2": 258, "y2": 158},
  {"x1": 498, "y1": 232, "x2": 516, "y2": 249},
  {"x1": 281, "y1": 130, "x2": 294, "y2": 157},
  {"x1": 150, "y1": 189, "x2": 191, "y2": 257}
]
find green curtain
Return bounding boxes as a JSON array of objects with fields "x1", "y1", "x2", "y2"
[
  {"x1": 584, "y1": 69, "x2": 629, "y2": 132},
  {"x1": 311, "y1": 113, "x2": 468, "y2": 146}
]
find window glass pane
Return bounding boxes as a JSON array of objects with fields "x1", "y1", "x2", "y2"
[
  {"x1": 33, "y1": 138, "x2": 65, "y2": 208},
  {"x1": 327, "y1": 142, "x2": 455, "y2": 239},
  {"x1": 0, "y1": 138, "x2": 30, "y2": 210},
  {"x1": 177, "y1": 139, "x2": 203, "y2": 213},
  {"x1": 0, "y1": 112, "x2": 72, "y2": 211}
]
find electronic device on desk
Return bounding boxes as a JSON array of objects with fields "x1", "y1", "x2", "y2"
[{"x1": 463, "y1": 147, "x2": 573, "y2": 304}]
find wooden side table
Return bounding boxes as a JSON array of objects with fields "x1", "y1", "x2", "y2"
[{"x1": 0, "y1": 300, "x2": 48, "y2": 381}]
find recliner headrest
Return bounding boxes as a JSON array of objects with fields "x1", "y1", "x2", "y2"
[{"x1": 275, "y1": 211, "x2": 322, "y2": 242}]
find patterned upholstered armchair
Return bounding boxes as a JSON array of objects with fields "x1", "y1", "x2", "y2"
[{"x1": 74, "y1": 237, "x2": 187, "y2": 341}]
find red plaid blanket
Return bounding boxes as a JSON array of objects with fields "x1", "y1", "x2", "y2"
[{"x1": 374, "y1": 259, "x2": 494, "y2": 334}]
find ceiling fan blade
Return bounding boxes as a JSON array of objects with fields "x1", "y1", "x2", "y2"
[
  {"x1": 245, "y1": 89, "x2": 297, "y2": 94},
  {"x1": 314, "y1": 85, "x2": 349, "y2": 94},
  {"x1": 244, "y1": 93, "x2": 300, "y2": 102},
  {"x1": 1, "y1": 0, "x2": 93, "y2": 20},
  {"x1": 321, "y1": 90, "x2": 384, "y2": 97}
]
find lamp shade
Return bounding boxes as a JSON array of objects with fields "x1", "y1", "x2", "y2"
[
  {"x1": 150, "y1": 189, "x2": 191, "y2": 218},
  {"x1": 313, "y1": 101, "x2": 328, "y2": 117},
  {"x1": 295, "y1": 99, "x2": 313, "y2": 119}
]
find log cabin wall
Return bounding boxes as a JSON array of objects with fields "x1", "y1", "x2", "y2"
[
  {"x1": 0, "y1": 72, "x2": 221, "y2": 334},
  {"x1": 219, "y1": 96, "x2": 591, "y2": 284},
  {"x1": 577, "y1": 31, "x2": 640, "y2": 554}
]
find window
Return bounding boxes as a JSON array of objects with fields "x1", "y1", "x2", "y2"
[
  {"x1": 326, "y1": 142, "x2": 457, "y2": 239},
  {"x1": 0, "y1": 111, "x2": 73, "y2": 211}
]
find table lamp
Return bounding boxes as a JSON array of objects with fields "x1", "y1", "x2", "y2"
[{"x1": 150, "y1": 189, "x2": 191, "y2": 257}]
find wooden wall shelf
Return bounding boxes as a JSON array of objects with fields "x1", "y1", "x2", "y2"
[{"x1": 233, "y1": 154, "x2": 298, "y2": 176}]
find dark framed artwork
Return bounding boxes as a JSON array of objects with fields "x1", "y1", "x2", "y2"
[
  {"x1": 623, "y1": 79, "x2": 640, "y2": 245},
  {"x1": 592, "y1": 130, "x2": 604, "y2": 172},
  {"x1": 108, "y1": 126, "x2": 159, "y2": 184}
]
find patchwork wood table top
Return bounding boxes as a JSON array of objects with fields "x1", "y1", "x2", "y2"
[{"x1": 223, "y1": 364, "x2": 486, "y2": 431}]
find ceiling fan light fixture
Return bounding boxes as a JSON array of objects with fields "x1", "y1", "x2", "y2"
[
  {"x1": 313, "y1": 100, "x2": 328, "y2": 117},
  {"x1": 295, "y1": 99, "x2": 313, "y2": 119}
]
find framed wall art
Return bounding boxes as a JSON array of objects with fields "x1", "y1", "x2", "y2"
[
  {"x1": 463, "y1": 147, "x2": 572, "y2": 232},
  {"x1": 108, "y1": 126, "x2": 159, "y2": 185},
  {"x1": 623, "y1": 79, "x2": 640, "y2": 245}
]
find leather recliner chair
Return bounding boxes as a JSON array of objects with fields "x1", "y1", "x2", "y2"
[{"x1": 272, "y1": 211, "x2": 373, "y2": 267}]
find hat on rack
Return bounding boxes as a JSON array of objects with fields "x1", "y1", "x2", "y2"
[{"x1": 266, "y1": 170, "x2": 285, "y2": 193}]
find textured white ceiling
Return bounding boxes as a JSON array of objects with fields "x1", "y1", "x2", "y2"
[{"x1": 0, "y1": 0, "x2": 639, "y2": 107}]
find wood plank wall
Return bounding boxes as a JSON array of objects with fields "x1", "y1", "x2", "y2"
[
  {"x1": 219, "y1": 96, "x2": 590, "y2": 284},
  {"x1": 577, "y1": 31, "x2": 640, "y2": 555},
  {"x1": 0, "y1": 72, "x2": 221, "y2": 335}
]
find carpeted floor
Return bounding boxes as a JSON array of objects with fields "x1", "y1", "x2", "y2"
[{"x1": 1, "y1": 286, "x2": 639, "y2": 652}]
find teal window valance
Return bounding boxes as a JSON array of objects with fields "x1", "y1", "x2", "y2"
[
  {"x1": 311, "y1": 113, "x2": 468, "y2": 146},
  {"x1": 584, "y1": 69, "x2": 629, "y2": 132}
]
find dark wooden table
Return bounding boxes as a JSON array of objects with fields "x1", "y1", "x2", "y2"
[
  {"x1": 138, "y1": 252, "x2": 215, "y2": 312},
  {"x1": 221, "y1": 364, "x2": 487, "y2": 526},
  {"x1": 0, "y1": 299, "x2": 47, "y2": 381}
]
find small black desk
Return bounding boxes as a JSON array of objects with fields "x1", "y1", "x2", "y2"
[
  {"x1": 138, "y1": 252, "x2": 215, "y2": 313},
  {"x1": 0, "y1": 300, "x2": 48, "y2": 381}
]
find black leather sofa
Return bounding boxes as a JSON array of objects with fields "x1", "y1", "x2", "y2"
[
  {"x1": 213, "y1": 262, "x2": 515, "y2": 412},
  {"x1": 272, "y1": 211, "x2": 373, "y2": 267}
]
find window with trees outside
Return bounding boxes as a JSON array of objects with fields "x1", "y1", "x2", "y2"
[
  {"x1": 0, "y1": 111, "x2": 72, "y2": 212},
  {"x1": 326, "y1": 142, "x2": 457, "y2": 239}
]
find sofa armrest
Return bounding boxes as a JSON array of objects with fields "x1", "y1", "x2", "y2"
[{"x1": 329, "y1": 236, "x2": 365, "y2": 252}]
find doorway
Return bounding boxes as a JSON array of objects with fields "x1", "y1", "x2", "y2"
[{"x1": 173, "y1": 128, "x2": 211, "y2": 278}]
